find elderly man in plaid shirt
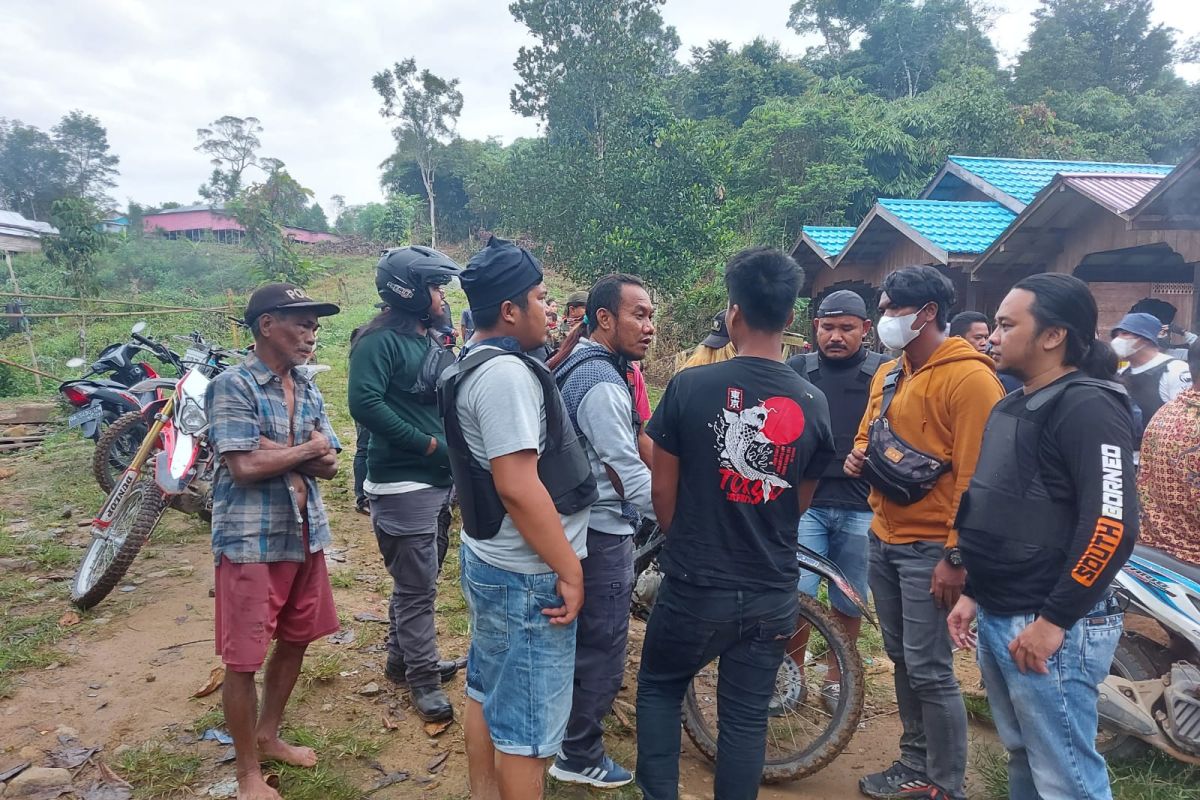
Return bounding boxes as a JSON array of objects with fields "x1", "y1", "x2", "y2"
[{"x1": 206, "y1": 283, "x2": 342, "y2": 800}]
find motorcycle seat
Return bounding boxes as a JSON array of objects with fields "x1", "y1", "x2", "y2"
[{"x1": 1133, "y1": 544, "x2": 1200, "y2": 587}]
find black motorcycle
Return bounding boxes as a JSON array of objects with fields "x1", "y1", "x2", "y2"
[{"x1": 630, "y1": 519, "x2": 871, "y2": 784}]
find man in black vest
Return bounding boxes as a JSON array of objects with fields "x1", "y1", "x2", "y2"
[
  {"x1": 1111, "y1": 311, "x2": 1191, "y2": 445},
  {"x1": 949, "y1": 273, "x2": 1137, "y2": 800},
  {"x1": 786, "y1": 290, "x2": 883, "y2": 711}
]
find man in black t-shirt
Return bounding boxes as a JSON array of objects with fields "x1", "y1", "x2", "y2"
[
  {"x1": 948, "y1": 274, "x2": 1137, "y2": 800},
  {"x1": 786, "y1": 290, "x2": 883, "y2": 712},
  {"x1": 637, "y1": 247, "x2": 834, "y2": 800}
]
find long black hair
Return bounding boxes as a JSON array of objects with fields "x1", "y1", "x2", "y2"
[
  {"x1": 350, "y1": 305, "x2": 423, "y2": 351},
  {"x1": 1013, "y1": 273, "x2": 1117, "y2": 380}
]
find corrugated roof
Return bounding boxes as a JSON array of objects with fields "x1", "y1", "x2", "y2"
[
  {"x1": 1060, "y1": 174, "x2": 1162, "y2": 215},
  {"x1": 877, "y1": 199, "x2": 1017, "y2": 254},
  {"x1": 144, "y1": 203, "x2": 228, "y2": 216},
  {"x1": 803, "y1": 226, "x2": 855, "y2": 256},
  {"x1": 949, "y1": 156, "x2": 1174, "y2": 205},
  {"x1": 0, "y1": 210, "x2": 58, "y2": 238}
]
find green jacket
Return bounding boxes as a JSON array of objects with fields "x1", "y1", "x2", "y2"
[{"x1": 347, "y1": 328, "x2": 452, "y2": 487}]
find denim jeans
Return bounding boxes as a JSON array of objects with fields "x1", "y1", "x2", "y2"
[
  {"x1": 636, "y1": 576, "x2": 796, "y2": 800},
  {"x1": 459, "y1": 544, "x2": 577, "y2": 757},
  {"x1": 870, "y1": 535, "x2": 968, "y2": 798},
  {"x1": 563, "y1": 530, "x2": 634, "y2": 764},
  {"x1": 977, "y1": 599, "x2": 1123, "y2": 800},
  {"x1": 797, "y1": 506, "x2": 872, "y2": 617},
  {"x1": 352, "y1": 423, "x2": 370, "y2": 504}
]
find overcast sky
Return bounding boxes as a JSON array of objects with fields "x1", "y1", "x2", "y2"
[{"x1": 2, "y1": 0, "x2": 1196, "y2": 216}]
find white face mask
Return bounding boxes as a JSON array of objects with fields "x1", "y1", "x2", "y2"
[
  {"x1": 877, "y1": 310, "x2": 926, "y2": 351},
  {"x1": 1111, "y1": 337, "x2": 1139, "y2": 359}
]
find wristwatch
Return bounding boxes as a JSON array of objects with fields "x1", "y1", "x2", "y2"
[{"x1": 943, "y1": 546, "x2": 963, "y2": 568}]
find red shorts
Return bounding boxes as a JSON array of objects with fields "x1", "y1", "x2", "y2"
[{"x1": 214, "y1": 542, "x2": 339, "y2": 672}]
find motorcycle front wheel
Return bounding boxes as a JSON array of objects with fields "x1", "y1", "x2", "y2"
[
  {"x1": 93, "y1": 410, "x2": 149, "y2": 494},
  {"x1": 681, "y1": 592, "x2": 865, "y2": 783},
  {"x1": 71, "y1": 478, "x2": 166, "y2": 610}
]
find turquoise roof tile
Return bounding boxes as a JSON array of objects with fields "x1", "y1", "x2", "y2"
[
  {"x1": 877, "y1": 199, "x2": 1016, "y2": 255},
  {"x1": 803, "y1": 226, "x2": 855, "y2": 256},
  {"x1": 949, "y1": 156, "x2": 1174, "y2": 205}
]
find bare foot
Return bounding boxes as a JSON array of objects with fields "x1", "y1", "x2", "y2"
[
  {"x1": 237, "y1": 771, "x2": 283, "y2": 800},
  {"x1": 256, "y1": 735, "x2": 318, "y2": 768}
]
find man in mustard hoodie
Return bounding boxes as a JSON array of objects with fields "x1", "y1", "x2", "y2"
[{"x1": 846, "y1": 266, "x2": 1004, "y2": 800}]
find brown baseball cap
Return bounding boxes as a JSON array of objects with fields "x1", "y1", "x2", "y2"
[{"x1": 245, "y1": 283, "x2": 340, "y2": 326}]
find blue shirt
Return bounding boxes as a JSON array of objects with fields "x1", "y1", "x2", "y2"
[{"x1": 206, "y1": 353, "x2": 341, "y2": 565}]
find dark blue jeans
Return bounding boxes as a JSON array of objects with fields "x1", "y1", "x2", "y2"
[{"x1": 636, "y1": 576, "x2": 796, "y2": 800}]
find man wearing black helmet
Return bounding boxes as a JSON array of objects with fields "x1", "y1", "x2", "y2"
[{"x1": 348, "y1": 246, "x2": 463, "y2": 723}]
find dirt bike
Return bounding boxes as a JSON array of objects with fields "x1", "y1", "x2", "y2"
[
  {"x1": 629, "y1": 519, "x2": 873, "y2": 783},
  {"x1": 1097, "y1": 544, "x2": 1200, "y2": 766}
]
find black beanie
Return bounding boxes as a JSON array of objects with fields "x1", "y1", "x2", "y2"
[{"x1": 460, "y1": 236, "x2": 544, "y2": 313}]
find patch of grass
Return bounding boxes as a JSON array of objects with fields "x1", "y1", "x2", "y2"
[
  {"x1": 300, "y1": 651, "x2": 345, "y2": 685},
  {"x1": 191, "y1": 705, "x2": 225, "y2": 734},
  {"x1": 972, "y1": 744, "x2": 1200, "y2": 800},
  {"x1": 116, "y1": 742, "x2": 203, "y2": 799},
  {"x1": 329, "y1": 570, "x2": 355, "y2": 589},
  {"x1": 0, "y1": 609, "x2": 70, "y2": 696},
  {"x1": 283, "y1": 723, "x2": 382, "y2": 761},
  {"x1": 964, "y1": 693, "x2": 993, "y2": 724},
  {"x1": 272, "y1": 763, "x2": 363, "y2": 800},
  {"x1": 30, "y1": 539, "x2": 75, "y2": 569}
]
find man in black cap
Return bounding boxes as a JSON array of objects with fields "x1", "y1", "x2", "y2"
[
  {"x1": 786, "y1": 289, "x2": 884, "y2": 710},
  {"x1": 205, "y1": 282, "x2": 342, "y2": 800},
  {"x1": 438, "y1": 237, "x2": 597, "y2": 800}
]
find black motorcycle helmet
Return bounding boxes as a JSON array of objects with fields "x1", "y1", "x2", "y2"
[{"x1": 376, "y1": 246, "x2": 462, "y2": 316}]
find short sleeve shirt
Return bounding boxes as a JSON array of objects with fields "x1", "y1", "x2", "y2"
[
  {"x1": 647, "y1": 356, "x2": 834, "y2": 590},
  {"x1": 206, "y1": 354, "x2": 341, "y2": 564}
]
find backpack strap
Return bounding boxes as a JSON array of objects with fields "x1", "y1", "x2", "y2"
[{"x1": 877, "y1": 360, "x2": 905, "y2": 420}]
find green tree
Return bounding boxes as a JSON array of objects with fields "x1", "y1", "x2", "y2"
[
  {"x1": 43, "y1": 197, "x2": 110, "y2": 354},
  {"x1": 228, "y1": 170, "x2": 314, "y2": 283},
  {"x1": 295, "y1": 201, "x2": 329, "y2": 232},
  {"x1": 195, "y1": 115, "x2": 263, "y2": 202},
  {"x1": 51, "y1": 111, "x2": 120, "y2": 207},
  {"x1": 1012, "y1": 0, "x2": 1178, "y2": 102},
  {"x1": 675, "y1": 39, "x2": 812, "y2": 125},
  {"x1": 372, "y1": 59, "x2": 464, "y2": 248},
  {"x1": 377, "y1": 195, "x2": 420, "y2": 246},
  {"x1": 788, "y1": 0, "x2": 882, "y2": 58},
  {"x1": 0, "y1": 119, "x2": 68, "y2": 220},
  {"x1": 509, "y1": 0, "x2": 680, "y2": 154},
  {"x1": 380, "y1": 137, "x2": 507, "y2": 241}
]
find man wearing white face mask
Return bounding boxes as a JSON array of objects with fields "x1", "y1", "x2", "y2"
[
  {"x1": 845, "y1": 266, "x2": 1004, "y2": 800},
  {"x1": 1111, "y1": 312, "x2": 1192, "y2": 449}
]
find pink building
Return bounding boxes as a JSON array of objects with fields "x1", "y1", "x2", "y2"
[{"x1": 141, "y1": 204, "x2": 339, "y2": 244}]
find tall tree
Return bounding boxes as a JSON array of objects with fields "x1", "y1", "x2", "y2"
[
  {"x1": 0, "y1": 119, "x2": 68, "y2": 220},
  {"x1": 787, "y1": 0, "x2": 882, "y2": 58},
  {"x1": 51, "y1": 111, "x2": 120, "y2": 207},
  {"x1": 43, "y1": 197, "x2": 109, "y2": 354},
  {"x1": 676, "y1": 38, "x2": 812, "y2": 125},
  {"x1": 1012, "y1": 0, "x2": 1177, "y2": 102},
  {"x1": 228, "y1": 169, "x2": 314, "y2": 283},
  {"x1": 509, "y1": 0, "x2": 680, "y2": 156},
  {"x1": 372, "y1": 59, "x2": 463, "y2": 248},
  {"x1": 195, "y1": 115, "x2": 263, "y2": 202}
]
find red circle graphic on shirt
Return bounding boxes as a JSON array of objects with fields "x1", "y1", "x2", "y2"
[{"x1": 760, "y1": 396, "x2": 805, "y2": 444}]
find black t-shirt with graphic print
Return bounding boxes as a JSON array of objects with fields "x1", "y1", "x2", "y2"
[{"x1": 647, "y1": 356, "x2": 835, "y2": 591}]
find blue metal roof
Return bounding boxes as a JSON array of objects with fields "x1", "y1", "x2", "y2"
[
  {"x1": 803, "y1": 226, "x2": 855, "y2": 256},
  {"x1": 949, "y1": 156, "x2": 1175, "y2": 205},
  {"x1": 877, "y1": 199, "x2": 1017, "y2": 255}
]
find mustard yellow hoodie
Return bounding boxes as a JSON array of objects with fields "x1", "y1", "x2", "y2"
[{"x1": 854, "y1": 336, "x2": 1005, "y2": 546}]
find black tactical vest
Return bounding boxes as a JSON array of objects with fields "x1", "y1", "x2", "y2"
[
  {"x1": 1120, "y1": 359, "x2": 1175, "y2": 445},
  {"x1": 956, "y1": 374, "x2": 1132, "y2": 556},
  {"x1": 437, "y1": 348, "x2": 599, "y2": 540},
  {"x1": 798, "y1": 350, "x2": 888, "y2": 481}
]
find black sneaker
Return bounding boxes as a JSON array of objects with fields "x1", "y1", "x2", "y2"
[
  {"x1": 859, "y1": 761, "x2": 933, "y2": 799},
  {"x1": 385, "y1": 658, "x2": 462, "y2": 686}
]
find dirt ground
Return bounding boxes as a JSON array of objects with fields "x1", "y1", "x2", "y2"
[{"x1": 0, "y1": 441, "x2": 998, "y2": 799}]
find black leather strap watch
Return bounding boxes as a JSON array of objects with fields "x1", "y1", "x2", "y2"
[{"x1": 943, "y1": 546, "x2": 963, "y2": 568}]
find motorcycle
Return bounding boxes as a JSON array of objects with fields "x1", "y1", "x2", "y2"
[
  {"x1": 630, "y1": 519, "x2": 873, "y2": 783},
  {"x1": 60, "y1": 321, "x2": 184, "y2": 443},
  {"x1": 1097, "y1": 544, "x2": 1200, "y2": 765},
  {"x1": 90, "y1": 331, "x2": 236, "y2": 494}
]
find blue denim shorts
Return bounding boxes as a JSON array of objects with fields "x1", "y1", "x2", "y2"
[
  {"x1": 459, "y1": 543, "x2": 577, "y2": 757},
  {"x1": 797, "y1": 506, "x2": 872, "y2": 617}
]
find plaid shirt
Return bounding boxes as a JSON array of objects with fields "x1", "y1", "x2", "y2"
[{"x1": 206, "y1": 353, "x2": 341, "y2": 564}]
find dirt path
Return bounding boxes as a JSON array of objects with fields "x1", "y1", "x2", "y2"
[{"x1": 0, "y1": 446, "x2": 996, "y2": 798}]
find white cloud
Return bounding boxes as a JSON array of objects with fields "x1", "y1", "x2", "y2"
[{"x1": 1, "y1": 0, "x2": 1195, "y2": 216}]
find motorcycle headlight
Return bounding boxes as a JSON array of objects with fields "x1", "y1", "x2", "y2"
[{"x1": 177, "y1": 397, "x2": 208, "y2": 435}]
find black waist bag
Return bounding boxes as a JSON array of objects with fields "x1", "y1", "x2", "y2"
[{"x1": 861, "y1": 363, "x2": 952, "y2": 506}]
